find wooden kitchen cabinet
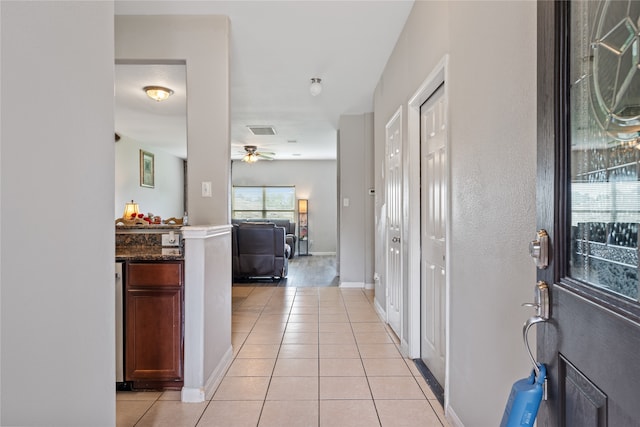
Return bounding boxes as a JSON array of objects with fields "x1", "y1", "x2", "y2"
[{"x1": 125, "y1": 261, "x2": 184, "y2": 389}]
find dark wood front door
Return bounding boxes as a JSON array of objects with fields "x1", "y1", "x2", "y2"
[{"x1": 537, "y1": 1, "x2": 640, "y2": 425}]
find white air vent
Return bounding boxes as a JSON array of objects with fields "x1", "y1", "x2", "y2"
[{"x1": 247, "y1": 125, "x2": 277, "y2": 136}]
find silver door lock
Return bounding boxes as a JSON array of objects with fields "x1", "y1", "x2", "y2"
[{"x1": 529, "y1": 229, "x2": 549, "y2": 269}]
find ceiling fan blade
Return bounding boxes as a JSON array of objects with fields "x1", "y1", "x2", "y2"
[{"x1": 257, "y1": 153, "x2": 275, "y2": 160}]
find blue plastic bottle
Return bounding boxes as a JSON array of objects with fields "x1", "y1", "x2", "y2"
[{"x1": 500, "y1": 364, "x2": 546, "y2": 427}]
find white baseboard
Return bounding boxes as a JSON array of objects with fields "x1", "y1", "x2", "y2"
[
  {"x1": 181, "y1": 387, "x2": 205, "y2": 403},
  {"x1": 204, "y1": 345, "x2": 234, "y2": 401},
  {"x1": 446, "y1": 405, "x2": 464, "y2": 427},
  {"x1": 181, "y1": 345, "x2": 233, "y2": 402},
  {"x1": 339, "y1": 281, "x2": 365, "y2": 288},
  {"x1": 364, "y1": 282, "x2": 374, "y2": 290},
  {"x1": 308, "y1": 251, "x2": 336, "y2": 256}
]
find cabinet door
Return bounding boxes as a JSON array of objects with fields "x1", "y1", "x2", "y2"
[
  {"x1": 125, "y1": 261, "x2": 184, "y2": 383},
  {"x1": 125, "y1": 287, "x2": 182, "y2": 381}
]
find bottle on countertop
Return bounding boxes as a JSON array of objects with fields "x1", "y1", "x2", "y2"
[{"x1": 182, "y1": 211, "x2": 188, "y2": 226}]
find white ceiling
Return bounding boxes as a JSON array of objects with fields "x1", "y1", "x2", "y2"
[{"x1": 114, "y1": 1, "x2": 415, "y2": 161}]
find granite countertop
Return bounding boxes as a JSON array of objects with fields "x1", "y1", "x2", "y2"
[
  {"x1": 116, "y1": 224, "x2": 183, "y2": 231},
  {"x1": 116, "y1": 250, "x2": 184, "y2": 261},
  {"x1": 116, "y1": 226, "x2": 184, "y2": 261}
]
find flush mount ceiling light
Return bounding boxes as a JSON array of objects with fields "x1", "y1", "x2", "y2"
[
  {"x1": 143, "y1": 85, "x2": 174, "y2": 102},
  {"x1": 309, "y1": 78, "x2": 322, "y2": 96}
]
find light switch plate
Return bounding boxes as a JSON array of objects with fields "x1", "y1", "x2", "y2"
[{"x1": 202, "y1": 181, "x2": 212, "y2": 197}]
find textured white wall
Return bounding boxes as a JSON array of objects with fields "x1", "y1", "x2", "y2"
[
  {"x1": 374, "y1": 1, "x2": 537, "y2": 425},
  {"x1": 447, "y1": 2, "x2": 537, "y2": 424},
  {"x1": 1, "y1": 2, "x2": 115, "y2": 425},
  {"x1": 115, "y1": 135, "x2": 185, "y2": 220},
  {"x1": 232, "y1": 159, "x2": 337, "y2": 254}
]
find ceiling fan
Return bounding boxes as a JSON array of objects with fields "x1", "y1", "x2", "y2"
[{"x1": 241, "y1": 145, "x2": 275, "y2": 163}]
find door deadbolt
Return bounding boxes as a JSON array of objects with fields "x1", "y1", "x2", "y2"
[{"x1": 529, "y1": 229, "x2": 549, "y2": 269}]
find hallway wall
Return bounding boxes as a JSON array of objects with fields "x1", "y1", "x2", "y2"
[
  {"x1": 338, "y1": 114, "x2": 375, "y2": 287},
  {"x1": 1, "y1": 2, "x2": 115, "y2": 425},
  {"x1": 374, "y1": 1, "x2": 537, "y2": 425}
]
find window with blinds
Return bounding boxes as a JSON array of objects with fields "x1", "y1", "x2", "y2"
[{"x1": 232, "y1": 186, "x2": 296, "y2": 222}]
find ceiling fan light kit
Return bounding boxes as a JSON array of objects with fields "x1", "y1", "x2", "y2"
[
  {"x1": 243, "y1": 153, "x2": 259, "y2": 163},
  {"x1": 241, "y1": 145, "x2": 275, "y2": 163},
  {"x1": 309, "y1": 78, "x2": 322, "y2": 96},
  {"x1": 143, "y1": 85, "x2": 174, "y2": 102}
]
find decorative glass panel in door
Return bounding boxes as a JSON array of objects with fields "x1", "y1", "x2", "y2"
[{"x1": 570, "y1": 0, "x2": 640, "y2": 301}]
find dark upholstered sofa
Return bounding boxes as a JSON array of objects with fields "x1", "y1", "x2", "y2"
[
  {"x1": 232, "y1": 222, "x2": 289, "y2": 280},
  {"x1": 232, "y1": 218, "x2": 297, "y2": 258}
]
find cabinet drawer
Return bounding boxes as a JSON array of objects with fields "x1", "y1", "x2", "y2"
[{"x1": 127, "y1": 262, "x2": 183, "y2": 287}]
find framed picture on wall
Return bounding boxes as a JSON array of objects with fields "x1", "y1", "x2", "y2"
[{"x1": 140, "y1": 150, "x2": 154, "y2": 188}]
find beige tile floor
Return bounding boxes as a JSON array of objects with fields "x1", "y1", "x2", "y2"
[{"x1": 117, "y1": 286, "x2": 449, "y2": 426}]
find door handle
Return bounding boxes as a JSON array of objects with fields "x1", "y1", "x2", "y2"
[
  {"x1": 529, "y1": 229, "x2": 549, "y2": 269},
  {"x1": 522, "y1": 281, "x2": 550, "y2": 398},
  {"x1": 392, "y1": 237, "x2": 400, "y2": 243},
  {"x1": 521, "y1": 281, "x2": 550, "y2": 320}
]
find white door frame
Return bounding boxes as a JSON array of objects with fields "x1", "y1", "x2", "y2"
[{"x1": 407, "y1": 54, "x2": 450, "y2": 398}]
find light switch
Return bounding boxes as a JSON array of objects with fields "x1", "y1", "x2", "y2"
[
  {"x1": 343, "y1": 198, "x2": 350, "y2": 207},
  {"x1": 201, "y1": 181, "x2": 212, "y2": 197}
]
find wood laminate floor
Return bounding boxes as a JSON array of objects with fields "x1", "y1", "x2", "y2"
[{"x1": 233, "y1": 254, "x2": 339, "y2": 287}]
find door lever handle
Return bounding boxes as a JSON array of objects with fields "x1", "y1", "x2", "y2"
[
  {"x1": 521, "y1": 302, "x2": 540, "y2": 309},
  {"x1": 522, "y1": 281, "x2": 550, "y2": 320}
]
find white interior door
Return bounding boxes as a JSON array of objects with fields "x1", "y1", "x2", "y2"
[
  {"x1": 386, "y1": 108, "x2": 402, "y2": 337},
  {"x1": 420, "y1": 84, "x2": 447, "y2": 386}
]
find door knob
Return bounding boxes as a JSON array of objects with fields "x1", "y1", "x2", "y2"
[
  {"x1": 529, "y1": 229, "x2": 549, "y2": 269},
  {"x1": 392, "y1": 237, "x2": 400, "y2": 243}
]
